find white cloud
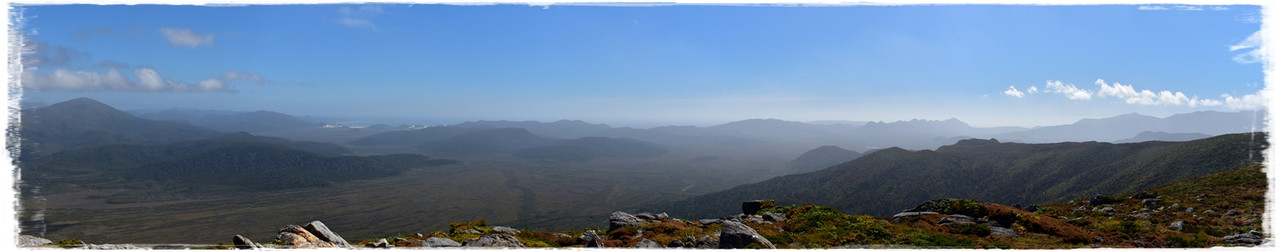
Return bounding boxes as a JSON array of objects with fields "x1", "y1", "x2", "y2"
[
  {"x1": 1002, "y1": 86, "x2": 1025, "y2": 98},
  {"x1": 22, "y1": 67, "x2": 234, "y2": 92},
  {"x1": 1017, "y1": 78, "x2": 1266, "y2": 110},
  {"x1": 159, "y1": 28, "x2": 214, "y2": 48},
  {"x1": 1230, "y1": 31, "x2": 1263, "y2": 64},
  {"x1": 338, "y1": 5, "x2": 384, "y2": 29},
  {"x1": 1221, "y1": 93, "x2": 1267, "y2": 110},
  {"x1": 1095, "y1": 78, "x2": 1212, "y2": 106},
  {"x1": 198, "y1": 79, "x2": 226, "y2": 91},
  {"x1": 1137, "y1": 6, "x2": 1167, "y2": 11},
  {"x1": 1044, "y1": 80, "x2": 1092, "y2": 100},
  {"x1": 1026, "y1": 86, "x2": 1038, "y2": 94},
  {"x1": 1211, "y1": 6, "x2": 1229, "y2": 11}
]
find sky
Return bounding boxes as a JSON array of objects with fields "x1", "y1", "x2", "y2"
[{"x1": 10, "y1": 3, "x2": 1270, "y2": 128}]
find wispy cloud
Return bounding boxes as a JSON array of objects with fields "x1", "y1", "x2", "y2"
[
  {"x1": 21, "y1": 67, "x2": 266, "y2": 92},
  {"x1": 1002, "y1": 79, "x2": 1266, "y2": 110},
  {"x1": 1230, "y1": 31, "x2": 1263, "y2": 64},
  {"x1": 1174, "y1": 5, "x2": 1204, "y2": 11},
  {"x1": 1137, "y1": 5, "x2": 1223, "y2": 11},
  {"x1": 1044, "y1": 80, "x2": 1092, "y2": 100},
  {"x1": 21, "y1": 38, "x2": 91, "y2": 67},
  {"x1": 159, "y1": 28, "x2": 214, "y2": 48},
  {"x1": 223, "y1": 71, "x2": 267, "y2": 85},
  {"x1": 338, "y1": 5, "x2": 384, "y2": 29},
  {"x1": 23, "y1": 67, "x2": 229, "y2": 92},
  {"x1": 20, "y1": 37, "x2": 260, "y2": 92}
]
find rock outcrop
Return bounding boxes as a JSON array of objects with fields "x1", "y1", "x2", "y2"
[
  {"x1": 1221, "y1": 230, "x2": 1265, "y2": 245},
  {"x1": 462, "y1": 234, "x2": 525, "y2": 247},
  {"x1": 608, "y1": 211, "x2": 643, "y2": 231},
  {"x1": 18, "y1": 235, "x2": 52, "y2": 248},
  {"x1": 718, "y1": 220, "x2": 777, "y2": 249},
  {"x1": 742, "y1": 200, "x2": 775, "y2": 215},
  {"x1": 580, "y1": 230, "x2": 603, "y2": 247},
  {"x1": 423, "y1": 237, "x2": 462, "y2": 247},
  {"x1": 232, "y1": 234, "x2": 263, "y2": 249},
  {"x1": 302, "y1": 220, "x2": 352, "y2": 248},
  {"x1": 275, "y1": 220, "x2": 350, "y2": 248}
]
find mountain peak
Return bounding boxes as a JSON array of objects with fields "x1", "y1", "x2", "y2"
[
  {"x1": 46, "y1": 97, "x2": 113, "y2": 110},
  {"x1": 39, "y1": 97, "x2": 134, "y2": 118}
]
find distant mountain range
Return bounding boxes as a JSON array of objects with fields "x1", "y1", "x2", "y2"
[
  {"x1": 994, "y1": 111, "x2": 1263, "y2": 143},
  {"x1": 451, "y1": 120, "x2": 613, "y2": 139},
  {"x1": 514, "y1": 137, "x2": 667, "y2": 161},
  {"x1": 1115, "y1": 131, "x2": 1213, "y2": 143},
  {"x1": 136, "y1": 108, "x2": 323, "y2": 133},
  {"x1": 646, "y1": 133, "x2": 1265, "y2": 218},
  {"x1": 19, "y1": 98, "x2": 226, "y2": 156},
  {"x1": 19, "y1": 97, "x2": 455, "y2": 201},
  {"x1": 416, "y1": 128, "x2": 563, "y2": 155},
  {"x1": 786, "y1": 146, "x2": 863, "y2": 173}
]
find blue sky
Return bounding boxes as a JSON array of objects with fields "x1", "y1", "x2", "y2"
[{"x1": 14, "y1": 4, "x2": 1267, "y2": 128}]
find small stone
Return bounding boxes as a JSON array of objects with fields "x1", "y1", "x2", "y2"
[
  {"x1": 989, "y1": 226, "x2": 1018, "y2": 237},
  {"x1": 491, "y1": 226, "x2": 521, "y2": 234},
  {"x1": 580, "y1": 230, "x2": 603, "y2": 247},
  {"x1": 1169, "y1": 221, "x2": 1184, "y2": 231},
  {"x1": 1226, "y1": 209, "x2": 1238, "y2": 216},
  {"x1": 762, "y1": 212, "x2": 787, "y2": 222},
  {"x1": 367, "y1": 238, "x2": 390, "y2": 248},
  {"x1": 1142, "y1": 198, "x2": 1160, "y2": 206},
  {"x1": 462, "y1": 234, "x2": 525, "y2": 248},
  {"x1": 422, "y1": 237, "x2": 461, "y2": 248},
  {"x1": 232, "y1": 235, "x2": 263, "y2": 249},
  {"x1": 635, "y1": 239, "x2": 662, "y2": 248}
]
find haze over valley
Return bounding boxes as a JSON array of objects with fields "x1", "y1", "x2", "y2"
[{"x1": 9, "y1": 3, "x2": 1273, "y2": 248}]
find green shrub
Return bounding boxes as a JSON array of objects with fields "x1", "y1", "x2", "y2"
[
  {"x1": 903, "y1": 232, "x2": 976, "y2": 248},
  {"x1": 54, "y1": 238, "x2": 84, "y2": 248},
  {"x1": 950, "y1": 223, "x2": 991, "y2": 237},
  {"x1": 449, "y1": 219, "x2": 488, "y2": 232}
]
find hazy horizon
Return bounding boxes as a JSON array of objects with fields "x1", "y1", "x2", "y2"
[{"x1": 13, "y1": 4, "x2": 1269, "y2": 129}]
